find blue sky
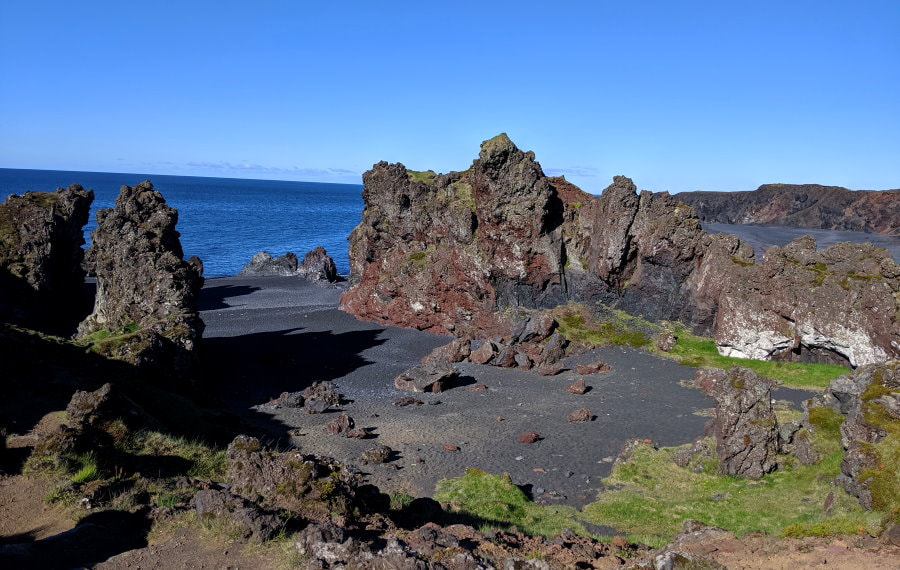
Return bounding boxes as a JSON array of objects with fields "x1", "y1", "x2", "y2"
[{"x1": 1, "y1": 1, "x2": 898, "y2": 194}]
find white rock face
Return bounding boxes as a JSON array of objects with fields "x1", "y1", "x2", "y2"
[{"x1": 713, "y1": 238, "x2": 898, "y2": 368}]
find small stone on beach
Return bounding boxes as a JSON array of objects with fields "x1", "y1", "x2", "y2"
[
  {"x1": 518, "y1": 432, "x2": 541, "y2": 444},
  {"x1": 567, "y1": 408, "x2": 593, "y2": 423}
]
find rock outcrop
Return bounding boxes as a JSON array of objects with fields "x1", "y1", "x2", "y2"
[
  {"x1": 341, "y1": 134, "x2": 898, "y2": 366},
  {"x1": 225, "y1": 435, "x2": 384, "y2": 521},
  {"x1": 76, "y1": 180, "x2": 204, "y2": 374},
  {"x1": 816, "y1": 362, "x2": 899, "y2": 511},
  {"x1": 0, "y1": 184, "x2": 93, "y2": 332},
  {"x1": 240, "y1": 247, "x2": 339, "y2": 282},
  {"x1": 713, "y1": 237, "x2": 899, "y2": 367},
  {"x1": 676, "y1": 184, "x2": 900, "y2": 237},
  {"x1": 695, "y1": 367, "x2": 780, "y2": 478},
  {"x1": 239, "y1": 251, "x2": 298, "y2": 276}
]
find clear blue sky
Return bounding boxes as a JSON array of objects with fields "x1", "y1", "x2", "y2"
[{"x1": 1, "y1": 1, "x2": 898, "y2": 193}]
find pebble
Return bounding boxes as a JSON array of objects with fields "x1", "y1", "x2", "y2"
[
  {"x1": 565, "y1": 471, "x2": 574, "y2": 478},
  {"x1": 515, "y1": 456, "x2": 524, "y2": 461}
]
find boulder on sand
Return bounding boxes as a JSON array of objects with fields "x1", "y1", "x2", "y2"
[{"x1": 394, "y1": 360, "x2": 461, "y2": 393}]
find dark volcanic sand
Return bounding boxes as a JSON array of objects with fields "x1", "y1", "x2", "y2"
[
  {"x1": 703, "y1": 222, "x2": 900, "y2": 261},
  {"x1": 198, "y1": 276, "x2": 811, "y2": 508}
]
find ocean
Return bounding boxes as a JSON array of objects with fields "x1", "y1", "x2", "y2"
[{"x1": 0, "y1": 168, "x2": 363, "y2": 278}]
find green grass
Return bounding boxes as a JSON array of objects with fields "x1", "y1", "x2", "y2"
[
  {"x1": 71, "y1": 453, "x2": 102, "y2": 484},
  {"x1": 407, "y1": 169, "x2": 436, "y2": 184},
  {"x1": 117, "y1": 431, "x2": 227, "y2": 480},
  {"x1": 555, "y1": 307, "x2": 652, "y2": 348},
  {"x1": 667, "y1": 329, "x2": 849, "y2": 390},
  {"x1": 430, "y1": 407, "x2": 888, "y2": 548},
  {"x1": 433, "y1": 468, "x2": 590, "y2": 537}
]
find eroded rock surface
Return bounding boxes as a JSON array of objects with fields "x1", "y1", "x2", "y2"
[
  {"x1": 341, "y1": 134, "x2": 897, "y2": 367},
  {"x1": 0, "y1": 184, "x2": 93, "y2": 332},
  {"x1": 815, "y1": 362, "x2": 900, "y2": 510},
  {"x1": 77, "y1": 181, "x2": 204, "y2": 374},
  {"x1": 714, "y1": 237, "x2": 899, "y2": 367},
  {"x1": 695, "y1": 367, "x2": 780, "y2": 478},
  {"x1": 239, "y1": 251, "x2": 298, "y2": 276}
]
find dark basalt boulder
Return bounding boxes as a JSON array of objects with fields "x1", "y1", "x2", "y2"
[
  {"x1": 0, "y1": 184, "x2": 93, "y2": 333},
  {"x1": 239, "y1": 251, "x2": 298, "y2": 276},
  {"x1": 77, "y1": 180, "x2": 204, "y2": 376},
  {"x1": 297, "y1": 246, "x2": 339, "y2": 282},
  {"x1": 695, "y1": 367, "x2": 780, "y2": 478}
]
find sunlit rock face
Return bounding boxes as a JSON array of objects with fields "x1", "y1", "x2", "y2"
[
  {"x1": 77, "y1": 180, "x2": 204, "y2": 374},
  {"x1": 713, "y1": 237, "x2": 899, "y2": 367},
  {"x1": 342, "y1": 134, "x2": 898, "y2": 367}
]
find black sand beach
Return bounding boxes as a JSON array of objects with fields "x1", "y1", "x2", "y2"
[{"x1": 197, "y1": 276, "x2": 813, "y2": 507}]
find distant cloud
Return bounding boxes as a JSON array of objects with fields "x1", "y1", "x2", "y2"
[
  {"x1": 544, "y1": 166, "x2": 604, "y2": 178},
  {"x1": 184, "y1": 161, "x2": 359, "y2": 178}
]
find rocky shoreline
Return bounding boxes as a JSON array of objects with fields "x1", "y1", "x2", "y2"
[{"x1": 1, "y1": 140, "x2": 898, "y2": 567}]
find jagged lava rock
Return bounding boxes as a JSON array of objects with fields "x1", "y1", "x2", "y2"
[
  {"x1": 340, "y1": 133, "x2": 566, "y2": 336},
  {"x1": 714, "y1": 237, "x2": 899, "y2": 367},
  {"x1": 77, "y1": 181, "x2": 204, "y2": 372},
  {"x1": 239, "y1": 251, "x2": 298, "y2": 276},
  {"x1": 0, "y1": 184, "x2": 93, "y2": 331},
  {"x1": 695, "y1": 367, "x2": 779, "y2": 478},
  {"x1": 297, "y1": 246, "x2": 339, "y2": 282}
]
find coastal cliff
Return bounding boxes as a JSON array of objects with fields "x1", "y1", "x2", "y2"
[
  {"x1": 342, "y1": 135, "x2": 899, "y2": 366},
  {"x1": 676, "y1": 184, "x2": 900, "y2": 236}
]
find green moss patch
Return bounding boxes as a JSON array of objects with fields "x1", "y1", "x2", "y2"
[
  {"x1": 555, "y1": 306, "x2": 652, "y2": 349},
  {"x1": 434, "y1": 468, "x2": 590, "y2": 537},
  {"x1": 667, "y1": 329, "x2": 848, "y2": 390},
  {"x1": 582, "y1": 439, "x2": 881, "y2": 547}
]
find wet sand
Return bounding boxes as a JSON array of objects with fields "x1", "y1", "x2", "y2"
[{"x1": 198, "y1": 276, "x2": 810, "y2": 507}]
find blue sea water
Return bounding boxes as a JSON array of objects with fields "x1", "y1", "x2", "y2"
[{"x1": 0, "y1": 168, "x2": 363, "y2": 277}]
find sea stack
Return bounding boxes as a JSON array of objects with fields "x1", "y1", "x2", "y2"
[{"x1": 77, "y1": 180, "x2": 204, "y2": 375}]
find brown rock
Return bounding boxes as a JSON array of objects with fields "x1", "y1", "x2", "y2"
[
  {"x1": 324, "y1": 413, "x2": 354, "y2": 436},
  {"x1": 422, "y1": 337, "x2": 471, "y2": 364},
  {"x1": 566, "y1": 377, "x2": 588, "y2": 395},
  {"x1": 518, "y1": 432, "x2": 541, "y2": 444},
  {"x1": 469, "y1": 340, "x2": 498, "y2": 365},
  {"x1": 467, "y1": 384, "x2": 487, "y2": 392},
  {"x1": 441, "y1": 443, "x2": 460, "y2": 452},
  {"x1": 657, "y1": 331, "x2": 677, "y2": 352},
  {"x1": 537, "y1": 364, "x2": 569, "y2": 376},
  {"x1": 303, "y1": 381, "x2": 343, "y2": 406},
  {"x1": 575, "y1": 360, "x2": 612, "y2": 375},
  {"x1": 567, "y1": 408, "x2": 592, "y2": 423},
  {"x1": 393, "y1": 359, "x2": 460, "y2": 393}
]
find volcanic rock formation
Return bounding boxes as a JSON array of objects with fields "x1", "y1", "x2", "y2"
[
  {"x1": 240, "y1": 247, "x2": 339, "y2": 282},
  {"x1": 77, "y1": 180, "x2": 204, "y2": 374},
  {"x1": 677, "y1": 184, "x2": 900, "y2": 236},
  {"x1": 713, "y1": 237, "x2": 899, "y2": 367},
  {"x1": 341, "y1": 134, "x2": 899, "y2": 366},
  {"x1": 0, "y1": 184, "x2": 93, "y2": 332}
]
